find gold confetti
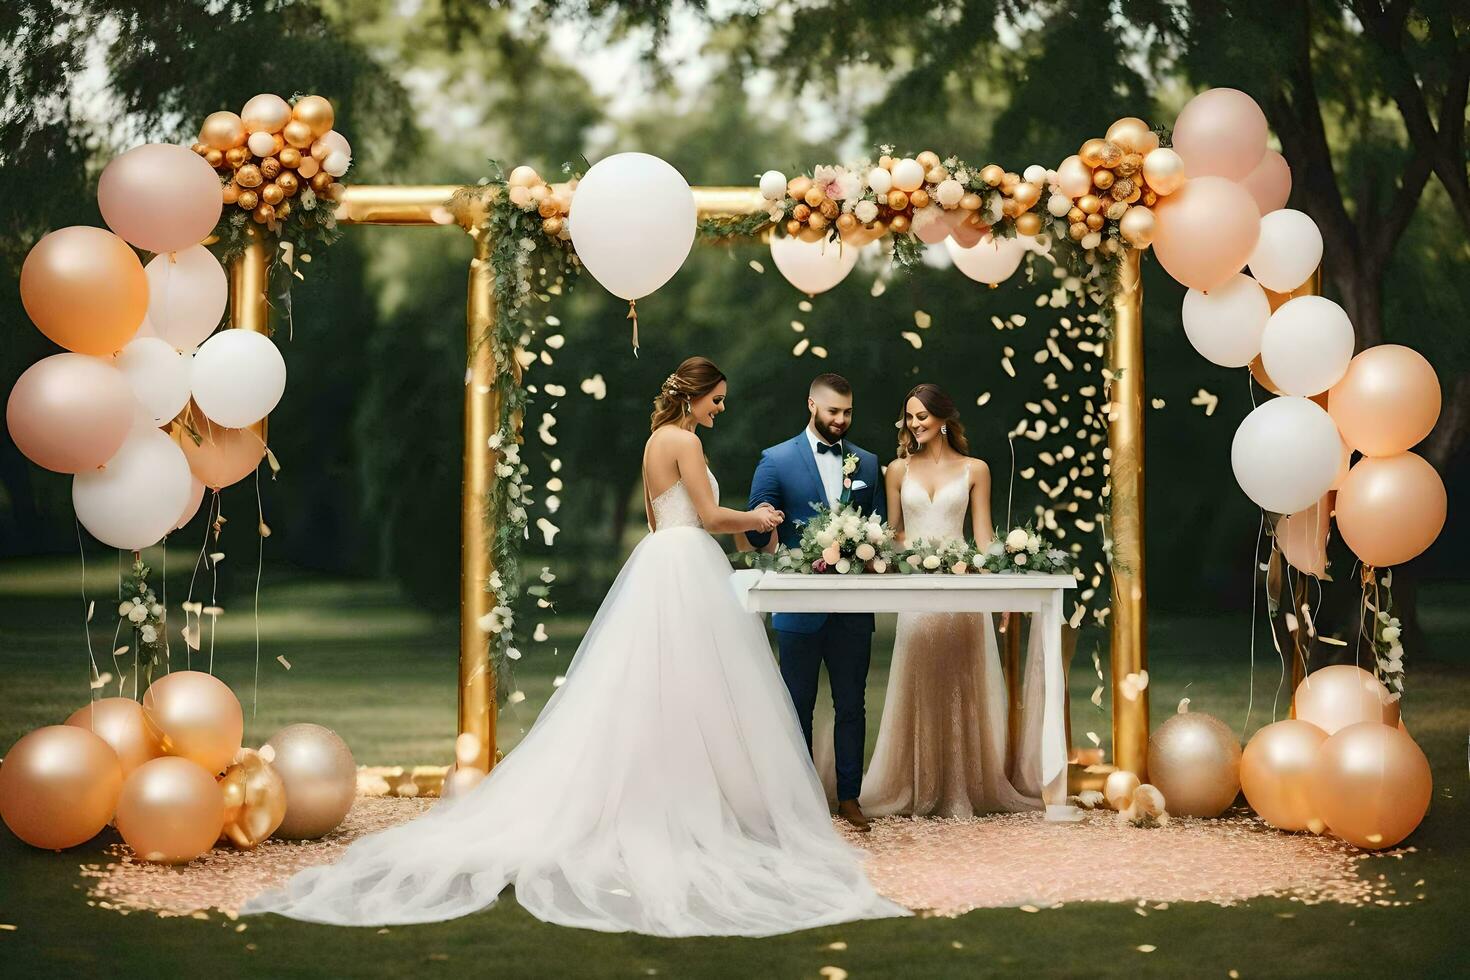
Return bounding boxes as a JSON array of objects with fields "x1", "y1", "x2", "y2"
[
  {"x1": 1151, "y1": 398, "x2": 1166, "y2": 409},
  {"x1": 507, "y1": 690, "x2": 526, "y2": 705},
  {"x1": 870, "y1": 279, "x2": 886, "y2": 297},
  {"x1": 87, "y1": 600, "x2": 95, "y2": 623},
  {"x1": 793, "y1": 338, "x2": 810, "y2": 356},
  {"x1": 1002, "y1": 357, "x2": 1015, "y2": 377},
  {"x1": 976, "y1": 392, "x2": 991, "y2": 406},
  {"x1": 1086, "y1": 731, "x2": 1101, "y2": 746},
  {"x1": 1191, "y1": 388, "x2": 1219, "y2": 416},
  {"x1": 811, "y1": 346, "x2": 828, "y2": 359},
  {"x1": 544, "y1": 334, "x2": 565, "y2": 349},
  {"x1": 900, "y1": 331, "x2": 923, "y2": 349},
  {"x1": 748, "y1": 259, "x2": 764, "y2": 273},
  {"x1": 1020, "y1": 904, "x2": 1040, "y2": 913},
  {"x1": 276, "y1": 655, "x2": 291, "y2": 670},
  {"x1": 791, "y1": 320, "x2": 806, "y2": 333},
  {"x1": 914, "y1": 310, "x2": 932, "y2": 329},
  {"x1": 826, "y1": 941, "x2": 848, "y2": 951},
  {"x1": 113, "y1": 645, "x2": 129, "y2": 657},
  {"x1": 580, "y1": 374, "x2": 607, "y2": 400},
  {"x1": 819, "y1": 969, "x2": 848, "y2": 980},
  {"x1": 1136, "y1": 945, "x2": 1157, "y2": 953},
  {"x1": 798, "y1": 300, "x2": 812, "y2": 312}
]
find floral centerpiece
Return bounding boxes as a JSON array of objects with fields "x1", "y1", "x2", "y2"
[
  {"x1": 976, "y1": 525, "x2": 1076, "y2": 574},
  {"x1": 743, "y1": 502, "x2": 899, "y2": 574}
]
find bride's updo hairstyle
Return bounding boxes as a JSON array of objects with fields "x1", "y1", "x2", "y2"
[
  {"x1": 650, "y1": 356, "x2": 727, "y2": 431},
  {"x1": 897, "y1": 383, "x2": 970, "y2": 457}
]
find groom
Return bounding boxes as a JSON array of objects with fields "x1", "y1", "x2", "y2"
[{"x1": 746, "y1": 373, "x2": 884, "y2": 833}]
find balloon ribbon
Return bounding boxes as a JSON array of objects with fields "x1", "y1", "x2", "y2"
[{"x1": 627, "y1": 300, "x2": 639, "y2": 357}]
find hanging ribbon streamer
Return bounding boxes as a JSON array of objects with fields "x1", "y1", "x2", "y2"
[{"x1": 627, "y1": 299, "x2": 639, "y2": 356}]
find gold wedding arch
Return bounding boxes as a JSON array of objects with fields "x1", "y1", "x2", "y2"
[{"x1": 229, "y1": 181, "x2": 1314, "y2": 790}]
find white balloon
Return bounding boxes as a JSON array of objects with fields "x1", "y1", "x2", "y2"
[
  {"x1": 759, "y1": 170, "x2": 787, "y2": 200},
  {"x1": 891, "y1": 158, "x2": 925, "y2": 193},
  {"x1": 1260, "y1": 295, "x2": 1356, "y2": 396},
  {"x1": 867, "y1": 167, "x2": 893, "y2": 196},
  {"x1": 1047, "y1": 193, "x2": 1073, "y2": 217},
  {"x1": 113, "y1": 337, "x2": 192, "y2": 426},
  {"x1": 191, "y1": 330, "x2": 286, "y2": 428},
  {"x1": 1181, "y1": 273, "x2": 1271, "y2": 367},
  {"x1": 769, "y1": 234, "x2": 862, "y2": 294},
  {"x1": 145, "y1": 245, "x2": 227, "y2": 351},
  {"x1": 1023, "y1": 164, "x2": 1049, "y2": 184},
  {"x1": 945, "y1": 234, "x2": 1029, "y2": 285},
  {"x1": 1231, "y1": 396, "x2": 1343, "y2": 513},
  {"x1": 323, "y1": 151, "x2": 350, "y2": 178},
  {"x1": 73, "y1": 426, "x2": 192, "y2": 550},
  {"x1": 311, "y1": 131, "x2": 351, "y2": 160},
  {"x1": 568, "y1": 152, "x2": 696, "y2": 301},
  {"x1": 177, "y1": 477, "x2": 206, "y2": 530},
  {"x1": 911, "y1": 206, "x2": 951, "y2": 244},
  {"x1": 1247, "y1": 209, "x2": 1323, "y2": 292}
]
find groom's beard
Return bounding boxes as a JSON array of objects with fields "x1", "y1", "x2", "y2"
[{"x1": 813, "y1": 417, "x2": 848, "y2": 445}]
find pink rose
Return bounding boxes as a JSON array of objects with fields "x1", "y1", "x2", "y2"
[{"x1": 822, "y1": 545, "x2": 841, "y2": 565}]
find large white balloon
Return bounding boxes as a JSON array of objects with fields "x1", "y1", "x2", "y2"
[
  {"x1": 191, "y1": 330, "x2": 286, "y2": 428},
  {"x1": 946, "y1": 234, "x2": 1029, "y2": 285},
  {"x1": 114, "y1": 337, "x2": 192, "y2": 426},
  {"x1": 568, "y1": 152, "x2": 696, "y2": 301},
  {"x1": 1181, "y1": 273, "x2": 1271, "y2": 368},
  {"x1": 73, "y1": 426, "x2": 192, "y2": 550},
  {"x1": 1231, "y1": 397, "x2": 1343, "y2": 514},
  {"x1": 769, "y1": 234, "x2": 862, "y2": 294},
  {"x1": 1247, "y1": 209, "x2": 1323, "y2": 292},
  {"x1": 145, "y1": 245, "x2": 227, "y2": 351},
  {"x1": 1260, "y1": 295, "x2": 1356, "y2": 396}
]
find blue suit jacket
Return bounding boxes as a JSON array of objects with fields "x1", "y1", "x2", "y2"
[{"x1": 746, "y1": 432, "x2": 886, "y2": 634}]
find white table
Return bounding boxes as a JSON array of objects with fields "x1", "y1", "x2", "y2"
[{"x1": 732, "y1": 570, "x2": 1079, "y2": 821}]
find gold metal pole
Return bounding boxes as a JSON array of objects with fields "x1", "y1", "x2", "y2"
[
  {"x1": 336, "y1": 185, "x2": 461, "y2": 226},
  {"x1": 228, "y1": 237, "x2": 271, "y2": 447},
  {"x1": 1108, "y1": 248, "x2": 1148, "y2": 779}
]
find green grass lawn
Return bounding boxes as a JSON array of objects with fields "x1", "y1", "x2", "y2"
[{"x1": 0, "y1": 553, "x2": 1464, "y2": 978}]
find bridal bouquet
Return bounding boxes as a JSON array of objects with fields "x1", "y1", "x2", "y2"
[{"x1": 743, "y1": 502, "x2": 900, "y2": 574}]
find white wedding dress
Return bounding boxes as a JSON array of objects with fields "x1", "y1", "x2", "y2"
[{"x1": 241, "y1": 468, "x2": 908, "y2": 936}]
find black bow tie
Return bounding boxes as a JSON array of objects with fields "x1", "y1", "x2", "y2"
[{"x1": 815, "y1": 441, "x2": 842, "y2": 456}]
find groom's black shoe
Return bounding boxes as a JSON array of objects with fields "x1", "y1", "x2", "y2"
[{"x1": 837, "y1": 800, "x2": 871, "y2": 833}]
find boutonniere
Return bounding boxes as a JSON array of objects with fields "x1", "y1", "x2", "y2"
[{"x1": 842, "y1": 452, "x2": 859, "y2": 476}]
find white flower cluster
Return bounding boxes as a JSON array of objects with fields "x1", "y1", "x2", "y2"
[{"x1": 1375, "y1": 609, "x2": 1405, "y2": 701}]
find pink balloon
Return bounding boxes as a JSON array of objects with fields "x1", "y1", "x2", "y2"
[
  {"x1": 1173, "y1": 87, "x2": 1270, "y2": 180},
  {"x1": 1152, "y1": 176, "x2": 1262, "y2": 291},
  {"x1": 1241, "y1": 150, "x2": 1292, "y2": 214},
  {"x1": 98, "y1": 144, "x2": 223, "y2": 255},
  {"x1": 6, "y1": 354, "x2": 134, "y2": 473},
  {"x1": 145, "y1": 245, "x2": 227, "y2": 350}
]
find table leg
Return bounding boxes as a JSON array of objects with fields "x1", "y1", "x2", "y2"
[{"x1": 1040, "y1": 591, "x2": 1079, "y2": 821}]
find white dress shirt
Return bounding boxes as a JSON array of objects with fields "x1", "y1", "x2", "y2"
[{"x1": 805, "y1": 425, "x2": 844, "y2": 508}]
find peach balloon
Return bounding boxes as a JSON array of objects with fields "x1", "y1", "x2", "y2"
[
  {"x1": 174, "y1": 415, "x2": 268, "y2": 489},
  {"x1": 1327, "y1": 345, "x2": 1441, "y2": 456},
  {"x1": 65, "y1": 698, "x2": 165, "y2": 777},
  {"x1": 1293, "y1": 664, "x2": 1398, "y2": 736},
  {"x1": 1241, "y1": 719, "x2": 1328, "y2": 831},
  {"x1": 1241, "y1": 150, "x2": 1293, "y2": 214},
  {"x1": 1172, "y1": 87, "x2": 1270, "y2": 180},
  {"x1": 177, "y1": 477, "x2": 207, "y2": 529},
  {"x1": 1152, "y1": 176, "x2": 1260, "y2": 291},
  {"x1": 1105, "y1": 116, "x2": 1159, "y2": 155},
  {"x1": 1307, "y1": 721, "x2": 1431, "y2": 849},
  {"x1": 19, "y1": 226, "x2": 147, "y2": 355},
  {"x1": 199, "y1": 111, "x2": 247, "y2": 151},
  {"x1": 1335, "y1": 452, "x2": 1446, "y2": 567},
  {"x1": 1055, "y1": 154, "x2": 1093, "y2": 198},
  {"x1": 0, "y1": 725, "x2": 122, "y2": 850},
  {"x1": 141, "y1": 670, "x2": 243, "y2": 776},
  {"x1": 115, "y1": 757, "x2": 226, "y2": 863},
  {"x1": 1277, "y1": 492, "x2": 1332, "y2": 578},
  {"x1": 1147, "y1": 711, "x2": 1242, "y2": 818},
  {"x1": 98, "y1": 144, "x2": 223, "y2": 255},
  {"x1": 6, "y1": 354, "x2": 134, "y2": 473}
]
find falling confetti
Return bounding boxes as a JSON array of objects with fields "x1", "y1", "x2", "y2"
[
  {"x1": 793, "y1": 338, "x2": 811, "y2": 356},
  {"x1": 1190, "y1": 389, "x2": 1219, "y2": 416},
  {"x1": 900, "y1": 331, "x2": 923, "y2": 349},
  {"x1": 544, "y1": 334, "x2": 565, "y2": 349},
  {"x1": 791, "y1": 320, "x2": 806, "y2": 333},
  {"x1": 748, "y1": 260, "x2": 764, "y2": 273},
  {"x1": 580, "y1": 375, "x2": 607, "y2": 400},
  {"x1": 811, "y1": 346, "x2": 829, "y2": 358},
  {"x1": 914, "y1": 310, "x2": 932, "y2": 329},
  {"x1": 276, "y1": 655, "x2": 291, "y2": 670},
  {"x1": 976, "y1": 392, "x2": 991, "y2": 406}
]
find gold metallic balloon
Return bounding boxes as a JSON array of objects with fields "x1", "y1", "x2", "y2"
[
  {"x1": 200, "y1": 111, "x2": 247, "y2": 151},
  {"x1": 1104, "y1": 769, "x2": 1141, "y2": 810},
  {"x1": 1119, "y1": 205, "x2": 1156, "y2": 248},
  {"x1": 282, "y1": 119, "x2": 315, "y2": 150},
  {"x1": 241, "y1": 93, "x2": 291, "y2": 134},
  {"x1": 266, "y1": 723, "x2": 356, "y2": 839},
  {"x1": 141, "y1": 670, "x2": 243, "y2": 775},
  {"x1": 290, "y1": 95, "x2": 335, "y2": 138},
  {"x1": 1106, "y1": 116, "x2": 1160, "y2": 155},
  {"x1": 1142, "y1": 147, "x2": 1187, "y2": 196},
  {"x1": 116, "y1": 757, "x2": 225, "y2": 863},
  {"x1": 1308, "y1": 721, "x2": 1431, "y2": 849},
  {"x1": 1293, "y1": 664, "x2": 1399, "y2": 736},
  {"x1": 0, "y1": 725, "x2": 122, "y2": 849},
  {"x1": 65, "y1": 698, "x2": 164, "y2": 777},
  {"x1": 217, "y1": 748, "x2": 287, "y2": 849},
  {"x1": 1241, "y1": 719, "x2": 1328, "y2": 830},
  {"x1": 1147, "y1": 711, "x2": 1242, "y2": 817}
]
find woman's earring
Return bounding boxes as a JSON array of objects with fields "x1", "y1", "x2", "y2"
[{"x1": 941, "y1": 424, "x2": 948, "y2": 435}]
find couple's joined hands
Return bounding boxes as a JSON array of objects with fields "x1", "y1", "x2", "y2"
[{"x1": 749, "y1": 502, "x2": 784, "y2": 532}]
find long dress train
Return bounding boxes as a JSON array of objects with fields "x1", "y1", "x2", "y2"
[{"x1": 241, "y1": 470, "x2": 908, "y2": 936}]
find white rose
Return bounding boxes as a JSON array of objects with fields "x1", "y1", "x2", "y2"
[
  {"x1": 140, "y1": 626, "x2": 157, "y2": 643},
  {"x1": 922, "y1": 554, "x2": 941, "y2": 570},
  {"x1": 843, "y1": 516, "x2": 862, "y2": 537},
  {"x1": 1005, "y1": 528, "x2": 1029, "y2": 550},
  {"x1": 118, "y1": 602, "x2": 132, "y2": 617},
  {"x1": 855, "y1": 543, "x2": 876, "y2": 561},
  {"x1": 1027, "y1": 534, "x2": 1041, "y2": 554},
  {"x1": 987, "y1": 541, "x2": 1005, "y2": 556},
  {"x1": 854, "y1": 200, "x2": 878, "y2": 223},
  {"x1": 952, "y1": 561, "x2": 968, "y2": 575},
  {"x1": 906, "y1": 554, "x2": 921, "y2": 567},
  {"x1": 816, "y1": 529, "x2": 836, "y2": 547},
  {"x1": 835, "y1": 558, "x2": 852, "y2": 574},
  {"x1": 496, "y1": 462, "x2": 514, "y2": 478},
  {"x1": 871, "y1": 559, "x2": 888, "y2": 574},
  {"x1": 843, "y1": 454, "x2": 858, "y2": 475},
  {"x1": 1381, "y1": 626, "x2": 1401, "y2": 643},
  {"x1": 128, "y1": 605, "x2": 148, "y2": 623},
  {"x1": 488, "y1": 432, "x2": 504, "y2": 449},
  {"x1": 867, "y1": 524, "x2": 886, "y2": 544},
  {"x1": 150, "y1": 603, "x2": 164, "y2": 617},
  {"x1": 1015, "y1": 553, "x2": 1028, "y2": 566}
]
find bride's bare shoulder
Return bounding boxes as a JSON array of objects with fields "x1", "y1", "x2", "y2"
[
  {"x1": 646, "y1": 425, "x2": 699, "y2": 458},
  {"x1": 886, "y1": 457, "x2": 908, "y2": 477},
  {"x1": 964, "y1": 456, "x2": 992, "y2": 482}
]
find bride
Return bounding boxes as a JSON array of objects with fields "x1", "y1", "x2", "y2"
[
  {"x1": 241, "y1": 356, "x2": 908, "y2": 937},
  {"x1": 859, "y1": 383, "x2": 1042, "y2": 817}
]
